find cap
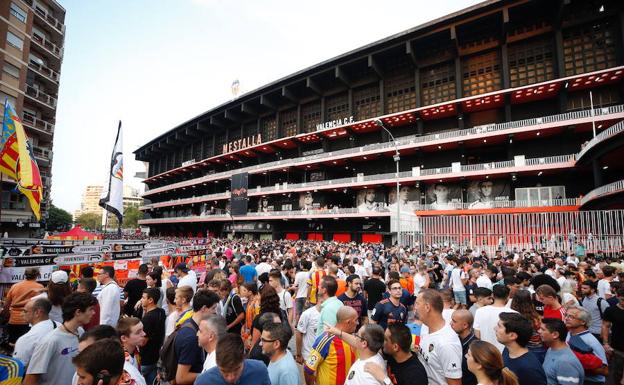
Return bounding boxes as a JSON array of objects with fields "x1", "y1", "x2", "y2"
[
  {"x1": 400, "y1": 266, "x2": 410, "y2": 273},
  {"x1": 51, "y1": 270, "x2": 68, "y2": 284},
  {"x1": 175, "y1": 262, "x2": 189, "y2": 273}
]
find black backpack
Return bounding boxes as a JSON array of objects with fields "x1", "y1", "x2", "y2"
[{"x1": 158, "y1": 321, "x2": 199, "y2": 382}]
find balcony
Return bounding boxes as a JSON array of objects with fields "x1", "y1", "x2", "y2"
[
  {"x1": 576, "y1": 121, "x2": 624, "y2": 162},
  {"x1": 140, "y1": 191, "x2": 231, "y2": 211},
  {"x1": 25, "y1": 85, "x2": 57, "y2": 109},
  {"x1": 28, "y1": 61, "x2": 60, "y2": 84},
  {"x1": 31, "y1": 33, "x2": 62, "y2": 59},
  {"x1": 32, "y1": 147, "x2": 52, "y2": 162},
  {"x1": 143, "y1": 105, "x2": 624, "y2": 197},
  {"x1": 139, "y1": 199, "x2": 582, "y2": 225},
  {"x1": 22, "y1": 114, "x2": 54, "y2": 135},
  {"x1": 31, "y1": 3, "x2": 65, "y2": 36},
  {"x1": 580, "y1": 180, "x2": 624, "y2": 208}
]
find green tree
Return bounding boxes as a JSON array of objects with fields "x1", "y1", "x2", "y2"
[
  {"x1": 46, "y1": 204, "x2": 73, "y2": 231},
  {"x1": 123, "y1": 206, "x2": 143, "y2": 229},
  {"x1": 76, "y1": 212, "x2": 102, "y2": 231}
]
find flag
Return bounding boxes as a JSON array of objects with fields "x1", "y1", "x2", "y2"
[
  {"x1": 99, "y1": 121, "x2": 123, "y2": 224},
  {"x1": 1, "y1": 100, "x2": 43, "y2": 221}
]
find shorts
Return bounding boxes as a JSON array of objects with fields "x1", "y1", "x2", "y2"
[{"x1": 453, "y1": 290, "x2": 467, "y2": 305}]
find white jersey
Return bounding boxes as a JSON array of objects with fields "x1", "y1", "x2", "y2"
[
  {"x1": 418, "y1": 324, "x2": 463, "y2": 385},
  {"x1": 345, "y1": 353, "x2": 386, "y2": 385}
]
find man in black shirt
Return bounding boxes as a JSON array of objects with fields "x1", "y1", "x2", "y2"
[
  {"x1": 364, "y1": 323, "x2": 428, "y2": 385},
  {"x1": 450, "y1": 309, "x2": 478, "y2": 385},
  {"x1": 602, "y1": 286, "x2": 624, "y2": 385},
  {"x1": 123, "y1": 263, "x2": 148, "y2": 316},
  {"x1": 364, "y1": 267, "x2": 386, "y2": 312},
  {"x1": 140, "y1": 287, "x2": 166, "y2": 385},
  {"x1": 338, "y1": 274, "x2": 368, "y2": 329},
  {"x1": 220, "y1": 280, "x2": 245, "y2": 335}
]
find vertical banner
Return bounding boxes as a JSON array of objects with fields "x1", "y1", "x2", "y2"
[{"x1": 230, "y1": 172, "x2": 249, "y2": 216}]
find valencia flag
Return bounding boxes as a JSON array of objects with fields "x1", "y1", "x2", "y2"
[{"x1": 0, "y1": 100, "x2": 43, "y2": 221}]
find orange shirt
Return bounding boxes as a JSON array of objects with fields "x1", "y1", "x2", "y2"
[
  {"x1": 4, "y1": 279, "x2": 44, "y2": 324},
  {"x1": 336, "y1": 279, "x2": 347, "y2": 297},
  {"x1": 400, "y1": 276, "x2": 414, "y2": 295}
]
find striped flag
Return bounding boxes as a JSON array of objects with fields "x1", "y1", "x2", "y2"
[
  {"x1": 0, "y1": 100, "x2": 43, "y2": 221},
  {"x1": 99, "y1": 121, "x2": 124, "y2": 224}
]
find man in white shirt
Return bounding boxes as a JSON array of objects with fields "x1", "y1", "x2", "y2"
[
  {"x1": 293, "y1": 260, "x2": 311, "y2": 323},
  {"x1": 176, "y1": 263, "x2": 198, "y2": 293},
  {"x1": 97, "y1": 266, "x2": 122, "y2": 326},
  {"x1": 325, "y1": 322, "x2": 387, "y2": 385},
  {"x1": 473, "y1": 284, "x2": 516, "y2": 352},
  {"x1": 197, "y1": 315, "x2": 227, "y2": 373},
  {"x1": 414, "y1": 289, "x2": 462, "y2": 385},
  {"x1": 13, "y1": 297, "x2": 58, "y2": 368},
  {"x1": 269, "y1": 270, "x2": 294, "y2": 326},
  {"x1": 449, "y1": 258, "x2": 469, "y2": 307},
  {"x1": 363, "y1": 253, "x2": 374, "y2": 277},
  {"x1": 255, "y1": 257, "x2": 272, "y2": 277},
  {"x1": 597, "y1": 266, "x2": 615, "y2": 299},
  {"x1": 295, "y1": 298, "x2": 322, "y2": 364}
]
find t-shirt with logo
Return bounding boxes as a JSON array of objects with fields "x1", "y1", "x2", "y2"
[
  {"x1": 371, "y1": 299, "x2": 407, "y2": 330},
  {"x1": 417, "y1": 324, "x2": 462, "y2": 385},
  {"x1": 338, "y1": 292, "x2": 368, "y2": 329},
  {"x1": 304, "y1": 333, "x2": 357, "y2": 385},
  {"x1": 344, "y1": 353, "x2": 386, "y2": 385},
  {"x1": 26, "y1": 326, "x2": 82, "y2": 385}
]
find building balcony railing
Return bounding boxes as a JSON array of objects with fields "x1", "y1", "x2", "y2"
[
  {"x1": 138, "y1": 198, "x2": 581, "y2": 225},
  {"x1": 25, "y1": 85, "x2": 57, "y2": 109},
  {"x1": 22, "y1": 114, "x2": 54, "y2": 135},
  {"x1": 577, "y1": 121, "x2": 624, "y2": 161},
  {"x1": 580, "y1": 180, "x2": 624, "y2": 207},
  {"x1": 31, "y1": 32, "x2": 62, "y2": 59},
  {"x1": 31, "y1": 3, "x2": 65, "y2": 35},
  {"x1": 28, "y1": 61, "x2": 60, "y2": 83},
  {"x1": 143, "y1": 105, "x2": 623, "y2": 197},
  {"x1": 140, "y1": 191, "x2": 231, "y2": 211},
  {"x1": 32, "y1": 147, "x2": 52, "y2": 162},
  {"x1": 143, "y1": 154, "x2": 577, "y2": 210}
]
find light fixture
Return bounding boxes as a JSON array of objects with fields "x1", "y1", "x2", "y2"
[
  {"x1": 538, "y1": 171, "x2": 543, "y2": 176},
  {"x1": 598, "y1": 124, "x2": 603, "y2": 129},
  {"x1": 483, "y1": 139, "x2": 487, "y2": 143},
  {"x1": 438, "y1": 145, "x2": 442, "y2": 149},
  {"x1": 599, "y1": 5, "x2": 605, "y2": 12},
  {"x1": 603, "y1": 165, "x2": 609, "y2": 170},
  {"x1": 536, "y1": 132, "x2": 541, "y2": 136}
]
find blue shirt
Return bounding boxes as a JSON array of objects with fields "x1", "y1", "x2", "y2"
[
  {"x1": 502, "y1": 348, "x2": 547, "y2": 385},
  {"x1": 543, "y1": 347, "x2": 584, "y2": 385},
  {"x1": 196, "y1": 359, "x2": 270, "y2": 385},
  {"x1": 174, "y1": 319, "x2": 204, "y2": 374},
  {"x1": 240, "y1": 264, "x2": 257, "y2": 283},
  {"x1": 371, "y1": 298, "x2": 407, "y2": 330},
  {"x1": 268, "y1": 351, "x2": 300, "y2": 385}
]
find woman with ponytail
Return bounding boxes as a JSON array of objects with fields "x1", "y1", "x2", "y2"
[{"x1": 466, "y1": 340, "x2": 519, "y2": 385}]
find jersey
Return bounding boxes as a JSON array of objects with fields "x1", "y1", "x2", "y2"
[
  {"x1": 371, "y1": 299, "x2": 407, "y2": 329},
  {"x1": 304, "y1": 333, "x2": 357, "y2": 385},
  {"x1": 0, "y1": 354, "x2": 25, "y2": 385},
  {"x1": 307, "y1": 270, "x2": 327, "y2": 305}
]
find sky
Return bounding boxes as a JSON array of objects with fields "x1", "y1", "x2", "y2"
[{"x1": 51, "y1": 0, "x2": 482, "y2": 214}]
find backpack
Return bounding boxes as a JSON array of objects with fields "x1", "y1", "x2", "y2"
[
  {"x1": 581, "y1": 297, "x2": 606, "y2": 319},
  {"x1": 158, "y1": 321, "x2": 199, "y2": 382}
]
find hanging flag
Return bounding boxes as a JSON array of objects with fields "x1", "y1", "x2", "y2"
[
  {"x1": 1, "y1": 100, "x2": 43, "y2": 221},
  {"x1": 99, "y1": 121, "x2": 123, "y2": 224}
]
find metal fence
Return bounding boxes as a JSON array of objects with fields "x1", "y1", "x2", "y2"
[{"x1": 401, "y1": 210, "x2": 624, "y2": 254}]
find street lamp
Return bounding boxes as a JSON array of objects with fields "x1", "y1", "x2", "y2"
[{"x1": 374, "y1": 119, "x2": 401, "y2": 245}]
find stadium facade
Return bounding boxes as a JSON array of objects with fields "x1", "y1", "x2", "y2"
[{"x1": 135, "y1": 0, "x2": 624, "y2": 251}]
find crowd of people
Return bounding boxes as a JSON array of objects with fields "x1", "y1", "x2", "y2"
[{"x1": 0, "y1": 238, "x2": 622, "y2": 385}]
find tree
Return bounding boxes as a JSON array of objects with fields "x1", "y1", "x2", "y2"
[
  {"x1": 46, "y1": 204, "x2": 72, "y2": 231},
  {"x1": 123, "y1": 206, "x2": 143, "y2": 229},
  {"x1": 76, "y1": 212, "x2": 102, "y2": 231}
]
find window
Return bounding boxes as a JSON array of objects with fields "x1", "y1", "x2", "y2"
[
  {"x1": 567, "y1": 86, "x2": 620, "y2": 111},
  {"x1": 6, "y1": 32, "x2": 24, "y2": 50},
  {"x1": 302, "y1": 102, "x2": 321, "y2": 133},
  {"x1": 325, "y1": 93, "x2": 349, "y2": 122},
  {"x1": 261, "y1": 117, "x2": 277, "y2": 142},
  {"x1": 385, "y1": 61, "x2": 416, "y2": 114},
  {"x1": 563, "y1": 21, "x2": 617, "y2": 76},
  {"x1": 3, "y1": 62, "x2": 20, "y2": 79},
  {"x1": 280, "y1": 108, "x2": 298, "y2": 137},
  {"x1": 0, "y1": 92, "x2": 17, "y2": 108},
  {"x1": 421, "y1": 62, "x2": 456, "y2": 106},
  {"x1": 10, "y1": 3, "x2": 27, "y2": 23},
  {"x1": 353, "y1": 84, "x2": 381, "y2": 120},
  {"x1": 508, "y1": 37, "x2": 555, "y2": 87},
  {"x1": 462, "y1": 51, "x2": 502, "y2": 96}
]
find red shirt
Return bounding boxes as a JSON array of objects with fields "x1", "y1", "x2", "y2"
[{"x1": 543, "y1": 304, "x2": 566, "y2": 320}]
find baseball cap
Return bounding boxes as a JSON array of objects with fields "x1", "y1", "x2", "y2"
[
  {"x1": 175, "y1": 262, "x2": 189, "y2": 273},
  {"x1": 400, "y1": 266, "x2": 410, "y2": 273},
  {"x1": 51, "y1": 270, "x2": 68, "y2": 284}
]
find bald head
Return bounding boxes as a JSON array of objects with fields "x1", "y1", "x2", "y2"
[
  {"x1": 450, "y1": 309, "x2": 473, "y2": 335},
  {"x1": 336, "y1": 305, "x2": 358, "y2": 322}
]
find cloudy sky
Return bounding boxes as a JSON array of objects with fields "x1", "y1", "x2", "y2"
[{"x1": 51, "y1": 0, "x2": 481, "y2": 213}]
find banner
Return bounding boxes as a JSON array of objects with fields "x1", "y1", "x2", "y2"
[
  {"x1": 357, "y1": 188, "x2": 388, "y2": 213},
  {"x1": 466, "y1": 180, "x2": 510, "y2": 209},
  {"x1": 230, "y1": 172, "x2": 249, "y2": 216},
  {"x1": 99, "y1": 121, "x2": 124, "y2": 223},
  {"x1": 425, "y1": 183, "x2": 463, "y2": 210}
]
